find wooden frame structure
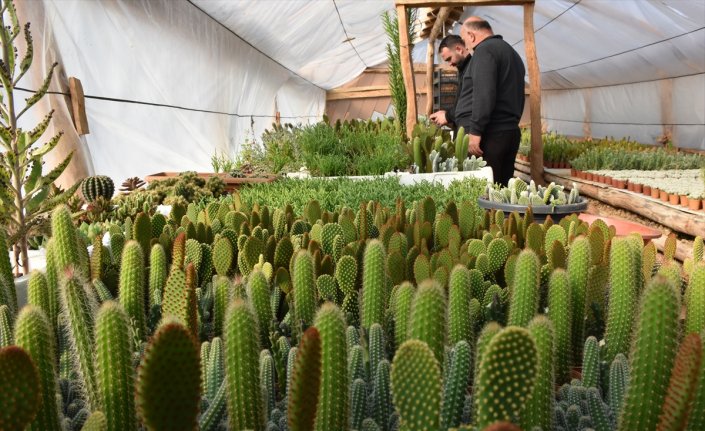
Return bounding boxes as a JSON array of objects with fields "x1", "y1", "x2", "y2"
[{"x1": 396, "y1": 0, "x2": 543, "y2": 183}]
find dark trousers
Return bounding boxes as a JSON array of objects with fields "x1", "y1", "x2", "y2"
[{"x1": 479, "y1": 127, "x2": 520, "y2": 187}]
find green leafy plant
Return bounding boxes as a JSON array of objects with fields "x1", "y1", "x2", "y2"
[{"x1": 382, "y1": 8, "x2": 416, "y2": 136}]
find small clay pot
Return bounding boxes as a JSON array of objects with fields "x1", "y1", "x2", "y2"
[
  {"x1": 571, "y1": 168, "x2": 577, "y2": 177},
  {"x1": 643, "y1": 185, "x2": 651, "y2": 195},
  {"x1": 586, "y1": 173, "x2": 594, "y2": 181},
  {"x1": 689, "y1": 198, "x2": 701, "y2": 211},
  {"x1": 651, "y1": 187, "x2": 661, "y2": 199},
  {"x1": 633, "y1": 183, "x2": 643, "y2": 193},
  {"x1": 680, "y1": 195, "x2": 689, "y2": 207},
  {"x1": 659, "y1": 189, "x2": 669, "y2": 202},
  {"x1": 615, "y1": 179, "x2": 626, "y2": 189},
  {"x1": 669, "y1": 193, "x2": 679, "y2": 205}
]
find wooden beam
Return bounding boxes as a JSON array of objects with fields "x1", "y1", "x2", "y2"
[
  {"x1": 425, "y1": 7, "x2": 451, "y2": 116},
  {"x1": 68, "y1": 77, "x2": 89, "y2": 135},
  {"x1": 396, "y1": 0, "x2": 532, "y2": 7},
  {"x1": 397, "y1": 4, "x2": 418, "y2": 138},
  {"x1": 524, "y1": 2, "x2": 543, "y2": 185},
  {"x1": 328, "y1": 85, "x2": 389, "y2": 94},
  {"x1": 327, "y1": 87, "x2": 428, "y2": 101}
]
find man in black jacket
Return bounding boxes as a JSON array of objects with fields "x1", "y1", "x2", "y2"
[
  {"x1": 429, "y1": 35, "x2": 470, "y2": 134},
  {"x1": 456, "y1": 17, "x2": 526, "y2": 186}
]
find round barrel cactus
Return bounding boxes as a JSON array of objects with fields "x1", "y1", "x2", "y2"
[{"x1": 82, "y1": 175, "x2": 115, "y2": 202}]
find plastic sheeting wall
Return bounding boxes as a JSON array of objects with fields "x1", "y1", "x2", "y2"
[{"x1": 19, "y1": 0, "x2": 325, "y2": 182}]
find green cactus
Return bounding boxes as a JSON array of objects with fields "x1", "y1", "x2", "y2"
[
  {"x1": 0, "y1": 305, "x2": 11, "y2": 347},
  {"x1": 133, "y1": 212, "x2": 152, "y2": 264},
  {"x1": 448, "y1": 265, "x2": 473, "y2": 346},
  {"x1": 317, "y1": 274, "x2": 337, "y2": 302},
  {"x1": 362, "y1": 239, "x2": 387, "y2": 330},
  {"x1": 52, "y1": 205, "x2": 84, "y2": 275},
  {"x1": 136, "y1": 317, "x2": 201, "y2": 431},
  {"x1": 413, "y1": 254, "x2": 431, "y2": 283},
  {"x1": 366, "y1": 323, "x2": 384, "y2": 376},
  {"x1": 335, "y1": 254, "x2": 357, "y2": 295},
  {"x1": 373, "y1": 359, "x2": 392, "y2": 431},
  {"x1": 350, "y1": 378, "x2": 367, "y2": 430},
  {"x1": 609, "y1": 353, "x2": 630, "y2": 420},
  {"x1": 391, "y1": 339, "x2": 442, "y2": 431},
  {"x1": 686, "y1": 262, "x2": 705, "y2": 335},
  {"x1": 348, "y1": 343, "x2": 366, "y2": 383},
  {"x1": 342, "y1": 291, "x2": 360, "y2": 328},
  {"x1": 604, "y1": 237, "x2": 640, "y2": 363},
  {"x1": 212, "y1": 236, "x2": 234, "y2": 277},
  {"x1": 314, "y1": 303, "x2": 349, "y2": 431},
  {"x1": 507, "y1": 249, "x2": 540, "y2": 327},
  {"x1": 566, "y1": 237, "x2": 591, "y2": 362},
  {"x1": 586, "y1": 387, "x2": 612, "y2": 431},
  {"x1": 293, "y1": 250, "x2": 317, "y2": 329},
  {"x1": 393, "y1": 282, "x2": 414, "y2": 349},
  {"x1": 60, "y1": 271, "x2": 99, "y2": 410},
  {"x1": 239, "y1": 236, "x2": 264, "y2": 277},
  {"x1": 27, "y1": 271, "x2": 50, "y2": 319},
  {"x1": 149, "y1": 244, "x2": 167, "y2": 307},
  {"x1": 657, "y1": 333, "x2": 702, "y2": 431},
  {"x1": 547, "y1": 268, "x2": 572, "y2": 384},
  {"x1": 224, "y1": 300, "x2": 265, "y2": 430},
  {"x1": 260, "y1": 350, "x2": 276, "y2": 419},
  {"x1": 525, "y1": 223, "x2": 544, "y2": 255},
  {"x1": 0, "y1": 345, "x2": 41, "y2": 431},
  {"x1": 487, "y1": 237, "x2": 510, "y2": 275},
  {"x1": 248, "y1": 270, "x2": 272, "y2": 346},
  {"x1": 442, "y1": 340, "x2": 472, "y2": 430},
  {"x1": 408, "y1": 280, "x2": 447, "y2": 367},
  {"x1": 458, "y1": 200, "x2": 478, "y2": 240},
  {"x1": 82, "y1": 411, "x2": 109, "y2": 431},
  {"x1": 95, "y1": 302, "x2": 137, "y2": 431},
  {"x1": 288, "y1": 327, "x2": 322, "y2": 431},
  {"x1": 213, "y1": 276, "x2": 230, "y2": 336},
  {"x1": 162, "y1": 266, "x2": 187, "y2": 326},
  {"x1": 118, "y1": 241, "x2": 146, "y2": 342},
  {"x1": 686, "y1": 331, "x2": 705, "y2": 431},
  {"x1": 43, "y1": 239, "x2": 60, "y2": 328},
  {"x1": 199, "y1": 381, "x2": 227, "y2": 431},
  {"x1": 81, "y1": 175, "x2": 114, "y2": 202},
  {"x1": 90, "y1": 235, "x2": 104, "y2": 282},
  {"x1": 206, "y1": 338, "x2": 224, "y2": 402},
  {"x1": 582, "y1": 336, "x2": 600, "y2": 389},
  {"x1": 474, "y1": 326, "x2": 538, "y2": 430},
  {"x1": 617, "y1": 276, "x2": 680, "y2": 431},
  {"x1": 14, "y1": 306, "x2": 62, "y2": 431},
  {"x1": 521, "y1": 316, "x2": 554, "y2": 431},
  {"x1": 110, "y1": 233, "x2": 125, "y2": 268}
]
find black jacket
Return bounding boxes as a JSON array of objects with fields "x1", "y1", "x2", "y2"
[
  {"x1": 445, "y1": 54, "x2": 471, "y2": 128},
  {"x1": 454, "y1": 35, "x2": 526, "y2": 135}
]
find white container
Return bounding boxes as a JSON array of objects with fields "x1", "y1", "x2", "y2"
[
  {"x1": 385, "y1": 167, "x2": 494, "y2": 187},
  {"x1": 8, "y1": 248, "x2": 47, "y2": 309}
]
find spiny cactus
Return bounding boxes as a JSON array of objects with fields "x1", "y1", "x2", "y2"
[
  {"x1": 314, "y1": 303, "x2": 348, "y2": 431},
  {"x1": 586, "y1": 387, "x2": 612, "y2": 431},
  {"x1": 393, "y1": 282, "x2": 414, "y2": 349},
  {"x1": 52, "y1": 205, "x2": 84, "y2": 275},
  {"x1": 657, "y1": 333, "x2": 702, "y2": 431},
  {"x1": 474, "y1": 326, "x2": 538, "y2": 430},
  {"x1": 449, "y1": 265, "x2": 473, "y2": 346},
  {"x1": 14, "y1": 306, "x2": 62, "y2": 431},
  {"x1": 136, "y1": 317, "x2": 201, "y2": 431},
  {"x1": 604, "y1": 237, "x2": 639, "y2": 363},
  {"x1": 335, "y1": 254, "x2": 358, "y2": 295},
  {"x1": 293, "y1": 250, "x2": 317, "y2": 329},
  {"x1": 507, "y1": 249, "x2": 540, "y2": 327},
  {"x1": 609, "y1": 353, "x2": 630, "y2": 421},
  {"x1": 248, "y1": 270, "x2": 272, "y2": 346},
  {"x1": 27, "y1": 271, "x2": 50, "y2": 320},
  {"x1": 133, "y1": 212, "x2": 152, "y2": 265},
  {"x1": 392, "y1": 339, "x2": 442, "y2": 431},
  {"x1": 362, "y1": 239, "x2": 387, "y2": 330},
  {"x1": 521, "y1": 316, "x2": 554, "y2": 431},
  {"x1": 95, "y1": 302, "x2": 137, "y2": 431},
  {"x1": 350, "y1": 378, "x2": 367, "y2": 430},
  {"x1": 686, "y1": 262, "x2": 705, "y2": 335},
  {"x1": 618, "y1": 276, "x2": 680, "y2": 431},
  {"x1": 408, "y1": 280, "x2": 447, "y2": 367},
  {"x1": 60, "y1": 270, "x2": 99, "y2": 410},
  {"x1": 474, "y1": 322, "x2": 501, "y2": 385},
  {"x1": 567, "y1": 236, "x2": 591, "y2": 362},
  {"x1": 547, "y1": 268, "x2": 572, "y2": 384},
  {"x1": 82, "y1": 175, "x2": 115, "y2": 202},
  {"x1": 369, "y1": 322, "x2": 386, "y2": 382},
  {"x1": 0, "y1": 345, "x2": 41, "y2": 431},
  {"x1": 582, "y1": 335, "x2": 600, "y2": 389},
  {"x1": 288, "y1": 327, "x2": 322, "y2": 431},
  {"x1": 118, "y1": 241, "x2": 146, "y2": 342},
  {"x1": 373, "y1": 359, "x2": 392, "y2": 431},
  {"x1": 206, "y1": 338, "x2": 225, "y2": 403},
  {"x1": 213, "y1": 236, "x2": 234, "y2": 277},
  {"x1": 442, "y1": 340, "x2": 472, "y2": 430},
  {"x1": 149, "y1": 244, "x2": 167, "y2": 307},
  {"x1": 0, "y1": 305, "x2": 11, "y2": 347}
]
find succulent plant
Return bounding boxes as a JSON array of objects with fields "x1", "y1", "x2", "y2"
[
  {"x1": 0, "y1": 345, "x2": 41, "y2": 431},
  {"x1": 81, "y1": 175, "x2": 115, "y2": 203}
]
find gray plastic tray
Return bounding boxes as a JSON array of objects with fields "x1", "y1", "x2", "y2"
[{"x1": 477, "y1": 197, "x2": 589, "y2": 223}]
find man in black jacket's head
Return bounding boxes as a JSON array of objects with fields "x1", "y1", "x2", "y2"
[{"x1": 429, "y1": 35, "x2": 470, "y2": 132}]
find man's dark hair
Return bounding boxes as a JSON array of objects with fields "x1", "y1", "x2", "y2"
[
  {"x1": 438, "y1": 34, "x2": 464, "y2": 53},
  {"x1": 464, "y1": 19, "x2": 493, "y2": 32}
]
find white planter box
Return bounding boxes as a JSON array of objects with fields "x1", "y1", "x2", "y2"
[
  {"x1": 286, "y1": 167, "x2": 494, "y2": 188},
  {"x1": 7, "y1": 249, "x2": 47, "y2": 309}
]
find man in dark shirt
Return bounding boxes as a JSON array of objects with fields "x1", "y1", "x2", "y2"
[
  {"x1": 429, "y1": 35, "x2": 470, "y2": 134},
  {"x1": 456, "y1": 17, "x2": 526, "y2": 186}
]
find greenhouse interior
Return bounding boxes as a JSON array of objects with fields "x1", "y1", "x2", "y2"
[{"x1": 1, "y1": 0, "x2": 705, "y2": 430}]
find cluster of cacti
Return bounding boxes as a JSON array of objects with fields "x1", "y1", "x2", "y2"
[
  {"x1": 2, "y1": 179, "x2": 704, "y2": 431},
  {"x1": 487, "y1": 178, "x2": 582, "y2": 206}
]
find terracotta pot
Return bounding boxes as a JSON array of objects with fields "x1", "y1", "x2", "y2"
[
  {"x1": 689, "y1": 198, "x2": 702, "y2": 211},
  {"x1": 627, "y1": 182, "x2": 633, "y2": 191},
  {"x1": 680, "y1": 195, "x2": 689, "y2": 207},
  {"x1": 633, "y1": 183, "x2": 643, "y2": 193},
  {"x1": 651, "y1": 187, "x2": 661, "y2": 199},
  {"x1": 571, "y1": 168, "x2": 577, "y2": 177},
  {"x1": 615, "y1": 179, "x2": 626, "y2": 189},
  {"x1": 586, "y1": 173, "x2": 594, "y2": 181},
  {"x1": 668, "y1": 193, "x2": 679, "y2": 205},
  {"x1": 643, "y1": 185, "x2": 651, "y2": 195},
  {"x1": 659, "y1": 189, "x2": 669, "y2": 201}
]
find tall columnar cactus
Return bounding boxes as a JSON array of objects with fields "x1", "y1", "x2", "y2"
[
  {"x1": 391, "y1": 339, "x2": 442, "y2": 431},
  {"x1": 604, "y1": 237, "x2": 639, "y2": 363},
  {"x1": 393, "y1": 282, "x2": 414, "y2": 349},
  {"x1": 27, "y1": 271, "x2": 50, "y2": 320},
  {"x1": 260, "y1": 350, "x2": 276, "y2": 420},
  {"x1": 13, "y1": 306, "x2": 62, "y2": 431},
  {"x1": 474, "y1": 322, "x2": 501, "y2": 385},
  {"x1": 369, "y1": 323, "x2": 386, "y2": 381},
  {"x1": 293, "y1": 250, "x2": 317, "y2": 329},
  {"x1": 686, "y1": 262, "x2": 705, "y2": 335},
  {"x1": 133, "y1": 212, "x2": 152, "y2": 264},
  {"x1": 566, "y1": 236, "x2": 591, "y2": 362},
  {"x1": 206, "y1": 338, "x2": 224, "y2": 402},
  {"x1": 313, "y1": 303, "x2": 348, "y2": 431},
  {"x1": 95, "y1": 302, "x2": 137, "y2": 431},
  {"x1": 657, "y1": 333, "x2": 702, "y2": 431},
  {"x1": 118, "y1": 241, "x2": 146, "y2": 342},
  {"x1": 508, "y1": 249, "x2": 540, "y2": 327},
  {"x1": 582, "y1": 336, "x2": 600, "y2": 389},
  {"x1": 52, "y1": 205, "x2": 83, "y2": 275},
  {"x1": 136, "y1": 317, "x2": 201, "y2": 431},
  {"x1": 547, "y1": 268, "x2": 572, "y2": 384},
  {"x1": 148, "y1": 244, "x2": 167, "y2": 309},
  {"x1": 441, "y1": 340, "x2": 472, "y2": 430},
  {"x1": 248, "y1": 270, "x2": 272, "y2": 346},
  {"x1": 0, "y1": 304, "x2": 11, "y2": 347},
  {"x1": 373, "y1": 359, "x2": 392, "y2": 431},
  {"x1": 350, "y1": 378, "x2": 367, "y2": 430},
  {"x1": 609, "y1": 353, "x2": 630, "y2": 420},
  {"x1": 212, "y1": 276, "x2": 230, "y2": 337},
  {"x1": 43, "y1": 239, "x2": 60, "y2": 328},
  {"x1": 212, "y1": 236, "x2": 234, "y2": 277},
  {"x1": 686, "y1": 331, "x2": 705, "y2": 431},
  {"x1": 362, "y1": 239, "x2": 387, "y2": 330},
  {"x1": 224, "y1": 300, "x2": 265, "y2": 430},
  {"x1": 408, "y1": 280, "x2": 447, "y2": 367},
  {"x1": 520, "y1": 316, "x2": 554, "y2": 431},
  {"x1": 448, "y1": 265, "x2": 473, "y2": 346},
  {"x1": 618, "y1": 276, "x2": 680, "y2": 431},
  {"x1": 0, "y1": 345, "x2": 41, "y2": 431},
  {"x1": 586, "y1": 387, "x2": 613, "y2": 431},
  {"x1": 60, "y1": 270, "x2": 99, "y2": 410},
  {"x1": 288, "y1": 327, "x2": 322, "y2": 431},
  {"x1": 474, "y1": 326, "x2": 538, "y2": 430}
]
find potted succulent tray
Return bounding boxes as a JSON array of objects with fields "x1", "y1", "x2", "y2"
[
  {"x1": 477, "y1": 178, "x2": 588, "y2": 223},
  {"x1": 145, "y1": 172, "x2": 278, "y2": 192},
  {"x1": 388, "y1": 166, "x2": 494, "y2": 187}
]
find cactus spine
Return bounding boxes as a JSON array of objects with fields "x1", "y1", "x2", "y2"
[
  {"x1": 224, "y1": 299, "x2": 265, "y2": 431},
  {"x1": 288, "y1": 327, "x2": 322, "y2": 431},
  {"x1": 136, "y1": 318, "x2": 201, "y2": 431},
  {"x1": 508, "y1": 249, "x2": 540, "y2": 327},
  {"x1": 604, "y1": 237, "x2": 639, "y2": 362},
  {"x1": 95, "y1": 302, "x2": 137, "y2": 431},
  {"x1": 618, "y1": 276, "x2": 680, "y2": 431},
  {"x1": 474, "y1": 326, "x2": 538, "y2": 430},
  {"x1": 521, "y1": 316, "x2": 554, "y2": 431},
  {"x1": 362, "y1": 239, "x2": 386, "y2": 330},
  {"x1": 13, "y1": 306, "x2": 62, "y2": 431},
  {"x1": 118, "y1": 241, "x2": 146, "y2": 342},
  {"x1": 408, "y1": 280, "x2": 447, "y2": 367},
  {"x1": 314, "y1": 303, "x2": 348, "y2": 431},
  {"x1": 391, "y1": 339, "x2": 442, "y2": 431}
]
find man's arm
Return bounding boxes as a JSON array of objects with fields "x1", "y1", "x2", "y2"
[{"x1": 467, "y1": 50, "x2": 498, "y2": 136}]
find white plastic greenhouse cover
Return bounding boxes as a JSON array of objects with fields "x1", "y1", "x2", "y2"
[{"x1": 14, "y1": 0, "x2": 705, "y2": 184}]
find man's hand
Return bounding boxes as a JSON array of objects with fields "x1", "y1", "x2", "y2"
[
  {"x1": 429, "y1": 110, "x2": 448, "y2": 126},
  {"x1": 468, "y1": 134, "x2": 483, "y2": 156}
]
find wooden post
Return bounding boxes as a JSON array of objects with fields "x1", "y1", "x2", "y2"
[
  {"x1": 68, "y1": 77, "x2": 89, "y2": 135},
  {"x1": 397, "y1": 4, "x2": 418, "y2": 138},
  {"x1": 425, "y1": 7, "x2": 451, "y2": 116},
  {"x1": 275, "y1": 111, "x2": 281, "y2": 126},
  {"x1": 523, "y1": 2, "x2": 543, "y2": 184}
]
